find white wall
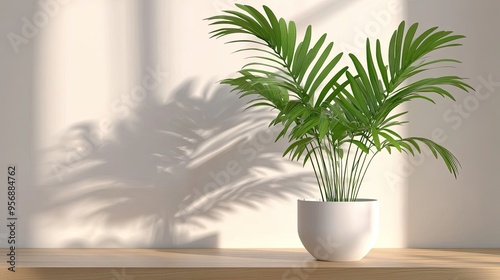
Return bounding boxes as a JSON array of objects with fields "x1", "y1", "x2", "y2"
[
  {"x1": 0, "y1": 0, "x2": 37, "y2": 248},
  {"x1": 405, "y1": 0, "x2": 500, "y2": 247},
  {"x1": 0, "y1": 0, "x2": 498, "y2": 249}
]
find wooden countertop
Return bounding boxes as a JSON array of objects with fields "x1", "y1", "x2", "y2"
[{"x1": 0, "y1": 248, "x2": 499, "y2": 279}]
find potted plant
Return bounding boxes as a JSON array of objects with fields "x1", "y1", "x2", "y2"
[{"x1": 207, "y1": 4, "x2": 472, "y2": 261}]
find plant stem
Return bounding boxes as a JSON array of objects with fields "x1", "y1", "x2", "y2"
[
  {"x1": 331, "y1": 137, "x2": 340, "y2": 201},
  {"x1": 328, "y1": 135, "x2": 338, "y2": 201},
  {"x1": 347, "y1": 149, "x2": 355, "y2": 200},
  {"x1": 306, "y1": 145, "x2": 325, "y2": 201},
  {"x1": 310, "y1": 142, "x2": 329, "y2": 201},
  {"x1": 342, "y1": 140, "x2": 353, "y2": 201},
  {"x1": 352, "y1": 151, "x2": 377, "y2": 201},
  {"x1": 316, "y1": 136, "x2": 333, "y2": 201}
]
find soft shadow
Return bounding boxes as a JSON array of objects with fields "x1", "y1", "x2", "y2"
[
  {"x1": 432, "y1": 248, "x2": 500, "y2": 258},
  {"x1": 35, "y1": 80, "x2": 315, "y2": 248},
  {"x1": 293, "y1": 0, "x2": 354, "y2": 26},
  {"x1": 156, "y1": 248, "x2": 312, "y2": 261}
]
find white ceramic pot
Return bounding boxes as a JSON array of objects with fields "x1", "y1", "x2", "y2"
[{"x1": 297, "y1": 199, "x2": 379, "y2": 261}]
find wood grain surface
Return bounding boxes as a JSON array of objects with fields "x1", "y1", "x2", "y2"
[{"x1": 0, "y1": 248, "x2": 498, "y2": 279}]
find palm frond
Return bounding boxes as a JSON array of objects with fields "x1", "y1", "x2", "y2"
[
  {"x1": 207, "y1": 4, "x2": 346, "y2": 112},
  {"x1": 208, "y1": 5, "x2": 472, "y2": 201},
  {"x1": 383, "y1": 137, "x2": 461, "y2": 177}
]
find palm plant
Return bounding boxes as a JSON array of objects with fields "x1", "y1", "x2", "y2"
[{"x1": 207, "y1": 4, "x2": 472, "y2": 202}]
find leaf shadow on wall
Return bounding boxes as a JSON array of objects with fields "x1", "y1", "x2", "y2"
[{"x1": 35, "y1": 80, "x2": 315, "y2": 248}]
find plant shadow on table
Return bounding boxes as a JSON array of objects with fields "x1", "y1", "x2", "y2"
[{"x1": 35, "y1": 79, "x2": 314, "y2": 248}]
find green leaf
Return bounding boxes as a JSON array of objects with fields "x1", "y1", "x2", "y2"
[
  {"x1": 315, "y1": 67, "x2": 349, "y2": 107},
  {"x1": 292, "y1": 25, "x2": 312, "y2": 76},
  {"x1": 318, "y1": 112, "x2": 330, "y2": 141},
  {"x1": 349, "y1": 139, "x2": 370, "y2": 153},
  {"x1": 379, "y1": 111, "x2": 408, "y2": 127},
  {"x1": 406, "y1": 137, "x2": 461, "y2": 177},
  {"x1": 287, "y1": 21, "x2": 297, "y2": 65},
  {"x1": 379, "y1": 131, "x2": 401, "y2": 152},
  {"x1": 263, "y1": 6, "x2": 281, "y2": 50},
  {"x1": 365, "y1": 40, "x2": 383, "y2": 104},
  {"x1": 372, "y1": 127, "x2": 381, "y2": 151},
  {"x1": 408, "y1": 26, "x2": 439, "y2": 61},
  {"x1": 375, "y1": 40, "x2": 390, "y2": 92},
  {"x1": 345, "y1": 71, "x2": 370, "y2": 117},
  {"x1": 283, "y1": 137, "x2": 313, "y2": 159},
  {"x1": 238, "y1": 5, "x2": 275, "y2": 43},
  {"x1": 349, "y1": 53, "x2": 378, "y2": 113},
  {"x1": 308, "y1": 52, "x2": 343, "y2": 97},
  {"x1": 401, "y1": 22, "x2": 418, "y2": 68},
  {"x1": 303, "y1": 42, "x2": 333, "y2": 93},
  {"x1": 279, "y1": 18, "x2": 288, "y2": 58},
  {"x1": 388, "y1": 27, "x2": 397, "y2": 79},
  {"x1": 298, "y1": 33, "x2": 327, "y2": 84},
  {"x1": 392, "y1": 21, "x2": 405, "y2": 79}
]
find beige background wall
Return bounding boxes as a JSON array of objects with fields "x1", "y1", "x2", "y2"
[{"x1": 0, "y1": 0, "x2": 498, "y2": 248}]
